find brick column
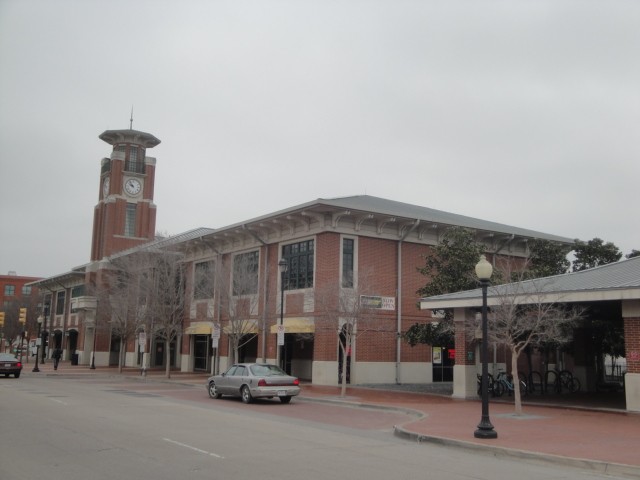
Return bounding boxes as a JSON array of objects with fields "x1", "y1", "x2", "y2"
[
  {"x1": 623, "y1": 299, "x2": 640, "y2": 412},
  {"x1": 453, "y1": 307, "x2": 477, "y2": 398}
]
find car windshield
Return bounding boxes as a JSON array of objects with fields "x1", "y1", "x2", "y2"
[
  {"x1": 250, "y1": 364, "x2": 287, "y2": 377},
  {"x1": 0, "y1": 354, "x2": 17, "y2": 361}
]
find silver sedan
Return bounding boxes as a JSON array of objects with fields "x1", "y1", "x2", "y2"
[{"x1": 207, "y1": 363, "x2": 301, "y2": 404}]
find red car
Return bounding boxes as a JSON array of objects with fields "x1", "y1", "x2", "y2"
[{"x1": 0, "y1": 354, "x2": 23, "y2": 378}]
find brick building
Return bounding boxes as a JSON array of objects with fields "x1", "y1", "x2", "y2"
[
  {"x1": 0, "y1": 272, "x2": 42, "y2": 352},
  {"x1": 41, "y1": 125, "x2": 635, "y2": 393}
]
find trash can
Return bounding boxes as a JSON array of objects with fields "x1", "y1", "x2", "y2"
[{"x1": 71, "y1": 353, "x2": 79, "y2": 365}]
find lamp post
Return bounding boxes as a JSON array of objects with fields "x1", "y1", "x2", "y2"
[
  {"x1": 41, "y1": 304, "x2": 49, "y2": 364},
  {"x1": 90, "y1": 323, "x2": 97, "y2": 370},
  {"x1": 277, "y1": 258, "x2": 288, "y2": 369},
  {"x1": 32, "y1": 315, "x2": 43, "y2": 372},
  {"x1": 474, "y1": 254, "x2": 497, "y2": 439}
]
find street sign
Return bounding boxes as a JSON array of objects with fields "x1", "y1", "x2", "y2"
[
  {"x1": 211, "y1": 325, "x2": 221, "y2": 349},
  {"x1": 277, "y1": 324, "x2": 285, "y2": 346},
  {"x1": 138, "y1": 332, "x2": 146, "y2": 353}
]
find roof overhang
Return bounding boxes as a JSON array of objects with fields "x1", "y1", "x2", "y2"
[
  {"x1": 185, "y1": 323, "x2": 213, "y2": 335},
  {"x1": 26, "y1": 270, "x2": 85, "y2": 289},
  {"x1": 420, "y1": 287, "x2": 640, "y2": 310},
  {"x1": 269, "y1": 317, "x2": 315, "y2": 334}
]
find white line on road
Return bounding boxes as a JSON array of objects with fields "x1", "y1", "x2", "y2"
[
  {"x1": 163, "y1": 438, "x2": 224, "y2": 459},
  {"x1": 50, "y1": 398, "x2": 68, "y2": 405}
]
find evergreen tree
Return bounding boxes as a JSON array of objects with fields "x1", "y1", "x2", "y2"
[
  {"x1": 527, "y1": 239, "x2": 571, "y2": 278},
  {"x1": 572, "y1": 238, "x2": 622, "y2": 271},
  {"x1": 410, "y1": 227, "x2": 485, "y2": 347}
]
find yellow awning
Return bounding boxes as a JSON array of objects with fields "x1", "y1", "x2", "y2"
[
  {"x1": 222, "y1": 319, "x2": 259, "y2": 335},
  {"x1": 269, "y1": 317, "x2": 315, "y2": 334},
  {"x1": 184, "y1": 323, "x2": 213, "y2": 335}
]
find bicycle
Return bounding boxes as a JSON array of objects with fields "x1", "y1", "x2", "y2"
[
  {"x1": 493, "y1": 370, "x2": 527, "y2": 397},
  {"x1": 558, "y1": 370, "x2": 581, "y2": 393},
  {"x1": 476, "y1": 373, "x2": 496, "y2": 397},
  {"x1": 544, "y1": 369, "x2": 580, "y2": 393}
]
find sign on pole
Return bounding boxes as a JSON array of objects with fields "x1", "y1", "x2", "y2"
[
  {"x1": 212, "y1": 324, "x2": 221, "y2": 349},
  {"x1": 277, "y1": 324, "x2": 285, "y2": 346},
  {"x1": 139, "y1": 332, "x2": 147, "y2": 353}
]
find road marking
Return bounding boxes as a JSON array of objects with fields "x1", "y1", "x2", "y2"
[
  {"x1": 51, "y1": 398, "x2": 68, "y2": 405},
  {"x1": 163, "y1": 438, "x2": 224, "y2": 459}
]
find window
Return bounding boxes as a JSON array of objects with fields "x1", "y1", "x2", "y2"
[
  {"x1": 21, "y1": 285, "x2": 32, "y2": 295},
  {"x1": 233, "y1": 251, "x2": 259, "y2": 296},
  {"x1": 71, "y1": 285, "x2": 85, "y2": 297},
  {"x1": 101, "y1": 158, "x2": 111, "y2": 175},
  {"x1": 56, "y1": 291, "x2": 65, "y2": 315},
  {"x1": 125, "y1": 146, "x2": 145, "y2": 173},
  {"x1": 125, "y1": 203, "x2": 137, "y2": 237},
  {"x1": 194, "y1": 261, "x2": 214, "y2": 300},
  {"x1": 342, "y1": 238, "x2": 354, "y2": 288},
  {"x1": 282, "y1": 240, "x2": 314, "y2": 290},
  {"x1": 127, "y1": 146, "x2": 138, "y2": 172},
  {"x1": 4, "y1": 285, "x2": 15, "y2": 296}
]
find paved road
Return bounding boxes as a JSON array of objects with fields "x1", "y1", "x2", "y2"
[{"x1": 0, "y1": 375, "x2": 632, "y2": 480}]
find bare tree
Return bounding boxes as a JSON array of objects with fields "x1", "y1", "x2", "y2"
[
  {"x1": 468, "y1": 259, "x2": 584, "y2": 415},
  {"x1": 216, "y1": 251, "x2": 261, "y2": 365},
  {"x1": 316, "y1": 269, "x2": 388, "y2": 397},
  {"x1": 96, "y1": 254, "x2": 150, "y2": 373},
  {"x1": 138, "y1": 249, "x2": 187, "y2": 378}
]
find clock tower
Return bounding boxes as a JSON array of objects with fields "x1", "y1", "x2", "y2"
[{"x1": 90, "y1": 128, "x2": 161, "y2": 261}]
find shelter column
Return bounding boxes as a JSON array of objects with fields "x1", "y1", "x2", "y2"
[
  {"x1": 453, "y1": 307, "x2": 477, "y2": 399},
  {"x1": 623, "y1": 300, "x2": 640, "y2": 412}
]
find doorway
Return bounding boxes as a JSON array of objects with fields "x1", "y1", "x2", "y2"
[
  {"x1": 193, "y1": 335, "x2": 209, "y2": 371},
  {"x1": 432, "y1": 346, "x2": 455, "y2": 382}
]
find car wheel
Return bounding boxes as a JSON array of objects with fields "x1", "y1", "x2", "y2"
[
  {"x1": 241, "y1": 385, "x2": 253, "y2": 404},
  {"x1": 208, "y1": 381, "x2": 221, "y2": 399},
  {"x1": 280, "y1": 396, "x2": 292, "y2": 404},
  {"x1": 14, "y1": 372, "x2": 20, "y2": 379}
]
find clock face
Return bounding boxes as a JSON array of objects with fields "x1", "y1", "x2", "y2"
[
  {"x1": 124, "y1": 178, "x2": 142, "y2": 196},
  {"x1": 102, "y1": 177, "x2": 110, "y2": 197}
]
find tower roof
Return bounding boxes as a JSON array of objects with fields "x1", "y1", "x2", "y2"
[{"x1": 99, "y1": 129, "x2": 161, "y2": 148}]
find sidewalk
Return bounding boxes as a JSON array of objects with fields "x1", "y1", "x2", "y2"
[{"x1": 26, "y1": 362, "x2": 640, "y2": 478}]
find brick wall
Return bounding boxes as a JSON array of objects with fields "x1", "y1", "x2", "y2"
[{"x1": 625, "y1": 317, "x2": 640, "y2": 374}]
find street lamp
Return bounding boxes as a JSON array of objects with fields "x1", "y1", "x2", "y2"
[
  {"x1": 41, "y1": 304, "x2": 49, "y2": 364},
  {"x1": 277, "y1": 258, "x2": 288, "y2": 369},
  {"x1": 90, "y1": 324, "x2": 97, "y2": 370},
  {"x1": 32, "y1": 315, "x2": 43, "y2": 372},
  {"x1": 474, "y1": 254, "x2": 497, "y2": 439}
]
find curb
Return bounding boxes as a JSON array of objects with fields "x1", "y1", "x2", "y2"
[{"x1": 298, "y1": 395, "x2": 425, "y2": 419}]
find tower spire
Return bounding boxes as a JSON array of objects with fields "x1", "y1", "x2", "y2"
[{"x1": 129, "y1": 106, "x2": 134, "y2": 130}]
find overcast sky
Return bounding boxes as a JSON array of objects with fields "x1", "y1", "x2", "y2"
[{"x1": 1, "y1": 0, "x2": 638, "y2": 278}]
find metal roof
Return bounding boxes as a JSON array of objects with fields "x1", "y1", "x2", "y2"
[
  {"x1": 26, "y1": 270, "x2": 85, "y2": 289},
  {"x1": 215, "y1": 195, "x2": 574, "y2": 244},
  {"x1": 420, "y1": 256, "x2": 640, "y2": 308},
  {"x1": 108, "y1": 227, "x2": 217, "y2": 260}
]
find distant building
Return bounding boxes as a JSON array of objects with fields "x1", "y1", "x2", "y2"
[{"x1": 1, "y1": 272, "x2": 42, "y2": 351}]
